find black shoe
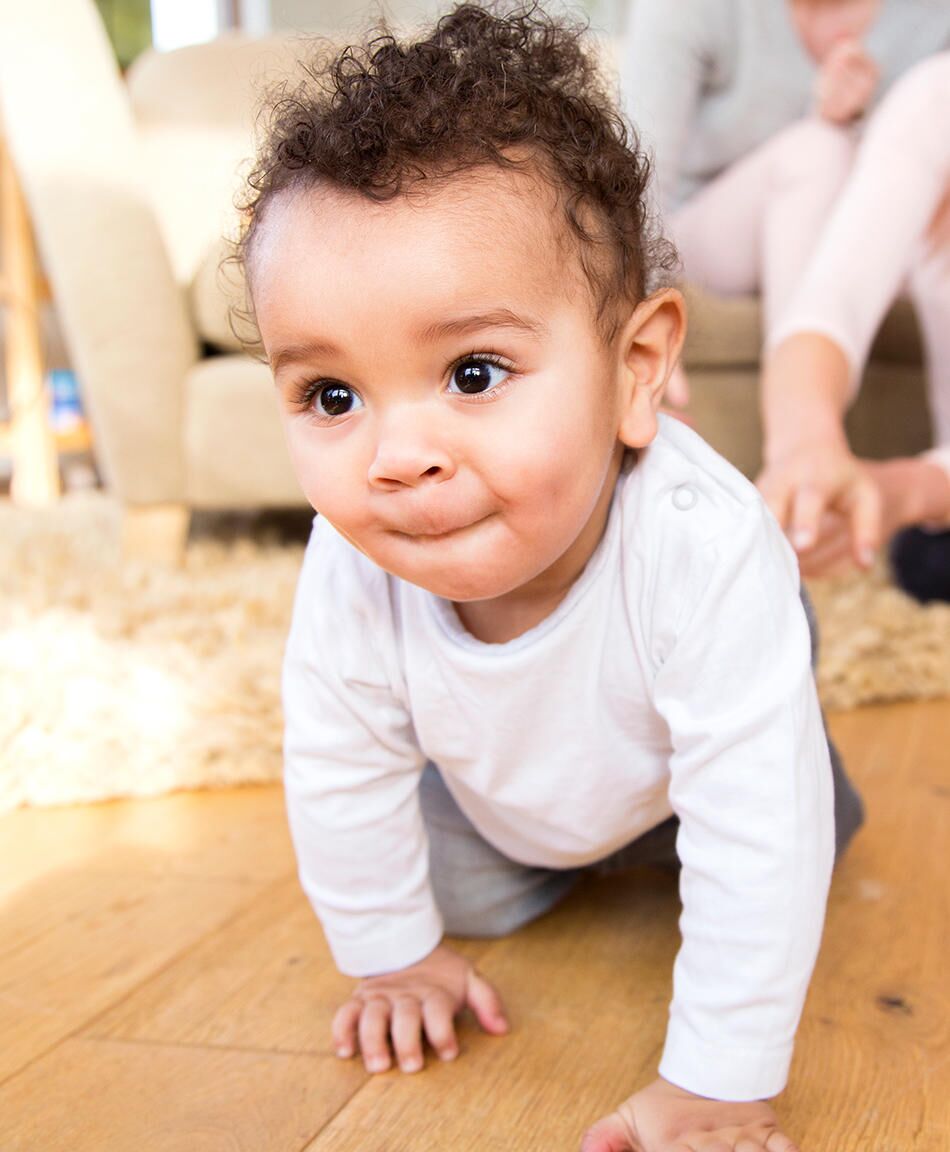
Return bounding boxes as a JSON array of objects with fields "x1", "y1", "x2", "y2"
[{"x1": 889, "y1": 526, "x2": 950, "y2": 603}]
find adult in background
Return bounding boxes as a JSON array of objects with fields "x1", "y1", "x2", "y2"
[
  {"x1": 622, "y1": 0, "x2": 950, "y2": 475},
  {"x1": 760, "y1": 54, "x2": 950, "y2": 600}
]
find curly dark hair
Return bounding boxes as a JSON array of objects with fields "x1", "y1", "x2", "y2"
[{"x1": 237, "y1": 3, "x2": 676, "y2": 340}]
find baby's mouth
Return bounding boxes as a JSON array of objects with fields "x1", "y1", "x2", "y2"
[{"x1": 390, "y1": 513, "x2": 490, "y2": 540}]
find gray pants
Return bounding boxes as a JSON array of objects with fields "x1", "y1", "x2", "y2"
[{"x1": 420, "y1": 590, "x2": 864, "y2": 939}]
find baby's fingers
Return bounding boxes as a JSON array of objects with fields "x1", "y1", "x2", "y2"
[
  {"x1": 422, "y1": 990, "x2": 460, "y2": 1062},
  {"x1": 331, "y1": 998, "x2": 362, "y2": 1059},
  {"x1": 696, "y1": 1129, "x2": 798, "y2": 1152},
  {"x1": 734, "y1": 1139, "x2": 770, "y2": 1152},
  {"x1": 764, "y1": 1131, "x2": 800, "y2": 1152},
  {"x1": 465, "y1": 968, "x2": 509, "y2": 1035},
  {"x1": 580, "y1": 1111, "x2": 636, "y2": 1151},
  {"x1": 358, "y1": 996, "x2": 393, "y2": 1073},
  {"x1": 391, "y1": 995, "x2": 425, "y2": 1073}
]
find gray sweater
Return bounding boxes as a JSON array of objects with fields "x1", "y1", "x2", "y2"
[{"x1": 622, "y1": 0, "x2": 950, "y2": 211}]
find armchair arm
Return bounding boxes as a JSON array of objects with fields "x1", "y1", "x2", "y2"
[{"x1": 0, "y1": 0, "x2": 199, "y2": 504}]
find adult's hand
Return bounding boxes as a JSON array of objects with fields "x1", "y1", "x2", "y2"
[
  {"x1": 756, "y1": 436, "x2": 882, "y2": 571},
  {"x1": 814, "y1": 38, "x2": 879, "y2": 123}
]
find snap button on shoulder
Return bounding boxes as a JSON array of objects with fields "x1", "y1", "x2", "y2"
[{"x1": 671, "y1": 484, "x2": 698, "y2": 511}]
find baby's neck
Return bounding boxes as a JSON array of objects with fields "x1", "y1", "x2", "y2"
[{"x1": 453, "y1": 585, "x2": 574, "y2": 645}]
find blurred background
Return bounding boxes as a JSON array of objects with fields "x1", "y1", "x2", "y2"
[
  {"x1": 0, "y1": 0, "x2": 629, "y2": 505},
  {"x1": 0, "y1": 8, "x2": 947, "y2": 1146},
  {"x1": 0, "y1": 0, "x2": 947, "y2": 816}
]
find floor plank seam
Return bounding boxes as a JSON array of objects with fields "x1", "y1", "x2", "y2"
[
  {"x1": 0, "y1": 873, "x2": 281, "y2": 967},
  {"x1": 78, "y1": 873, "x2": 294, "y2": 1032},
  {"x1": 0, "y1": 1037, "x2": 67, "y2": 1092},
  {"x1": 293, "y1": 1074, "x2": 385, "y2": 1152},
  {"x1": 41, "y1": 1031, "x2": 346, "y2": 1061},
  {"x1": 0, "y1": 875, "x2": 292, "y2": 1090},
  {"x1": 1, "y1": 703, "x2": 945, "y2": 1149}
]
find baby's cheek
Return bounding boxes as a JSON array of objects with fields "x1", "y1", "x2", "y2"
[
  {"x1": 287, "y1": 448, "x2": 346, "y2": 523},
  {"x1": 519, "y1": 421, "x2": 610, "y2": 503},
  {"x1": 285, "y1": 438, "x2": 322, "y2": 502}
]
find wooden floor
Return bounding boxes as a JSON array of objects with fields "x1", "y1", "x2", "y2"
[{"x1": 0, "y1": 700, "x2": 947, "y2": 1151}]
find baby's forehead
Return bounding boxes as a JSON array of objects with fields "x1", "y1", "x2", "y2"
[{"x1": 254, "y1": 163, "x2": 584, "y2": 302}]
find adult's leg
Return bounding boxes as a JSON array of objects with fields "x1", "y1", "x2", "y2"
[
  {"x1": 671, "y1": 118, "x2": 856, "y2": 334},
  {"x1": 909, "y1": 184, "x2": 950, "y2": 462},
  {"x1": 419, "y1": 763, "x2": 579, "y2": 938},
  {"x1": 893, "y1": 175, "x2": 950, "y2": 603},
  {"x1": 763, "y1": 56, "x2": 950, "y2": 591},
  {"x1": 770, "y1": 54, "x2": 950, "y2": 389},
  {"x1": 777, "y1": 54, "x2": 950, "y2": 597}
]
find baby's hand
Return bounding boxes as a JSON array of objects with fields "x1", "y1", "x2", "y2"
[
  {"x1": 814, "y1": 38, "x2": 878, "y2": 123},
  {"x1": 332, "y1": 942, "x2": 508, "y2": 1074},
  {"x1": 581, "y1": 1077, "x2": 799, "y2": 1152}
]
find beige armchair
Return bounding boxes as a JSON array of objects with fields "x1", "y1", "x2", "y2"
[
  {"x1": 0, "y1": 0, "x2": 313, "y2": 562},
  {"x1": 0, "y1": 0, "x2": 932, "y2": 564}
]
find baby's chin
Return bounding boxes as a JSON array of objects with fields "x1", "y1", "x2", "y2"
[
  {"x1": 383, "y1": 558, "x2": 530, "y2": 603},
  {"x1": 367, "y1": 541, "x2": 539, "y2": 603}
]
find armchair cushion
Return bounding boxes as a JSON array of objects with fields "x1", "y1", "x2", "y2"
[
  {"x1": 191, "y1": 236, "x2": 249, "y2": 353},
  {"x1": 184, "y1": 355, "x2": 304, "y2": 507},
  {"x1": 681, "y1": 286, "x2": 923, "y2": 369}
]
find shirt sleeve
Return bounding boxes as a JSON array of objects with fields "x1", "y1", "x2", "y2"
[
  {"x1": 282, "y1": 523, "x2": 441, "y2": 977},
  {"x1": 620, "y1": 0, "x2": 711, "y2": 212},
  {"x1": 649, "y1": 498, "x2": 835, "y2": 1101}
]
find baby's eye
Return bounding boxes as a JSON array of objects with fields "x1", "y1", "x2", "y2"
[
  {"x1": 448, "y1": 358, "x2": 510, "y2": 395},
  {"x1": 314, "y1": 382, "x2": 363, "y2": 417}
]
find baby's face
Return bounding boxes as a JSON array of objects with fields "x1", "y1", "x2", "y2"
[{"x1": 251, "y1": 167, "x2": 630, "y2": 603}]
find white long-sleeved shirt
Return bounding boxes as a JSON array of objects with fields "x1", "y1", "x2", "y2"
[{"x1": 283, "y1": 416, "x2": 835, "y2": 1102}]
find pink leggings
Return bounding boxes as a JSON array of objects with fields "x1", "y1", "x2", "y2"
[{"x1": 673, "y1": 53, "x2": 950, "y2": 464}]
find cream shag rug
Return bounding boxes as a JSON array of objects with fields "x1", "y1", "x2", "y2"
[{"x1": 2, "y1": 492, "x2": 948, "y2": 814}]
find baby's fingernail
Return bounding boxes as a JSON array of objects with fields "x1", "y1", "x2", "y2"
[
  {"x1": 401, "y1": 1058, "x2": 423, "y2": 1074},
  {"x1": 336, "y1": 1046, "x2": 353, "y2": 1059},
  {"x1": 367, "y1": 1057, "x2": 390, "y2": 1073},
  {"x1": 793, "y1": 530, "x2": 813, "y2": 550},
  {"x1": 859, "y1": 547, "x2": 876, "y2": 568},
  {"x1": 439, "y1": 1047, "x2": 459, "y2": 1062}
]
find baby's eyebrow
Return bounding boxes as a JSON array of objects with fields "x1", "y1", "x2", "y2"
[
  {"x1": 270, "y1": 339, "x2": 340, "y2": 374},
  {"x1": 418, "y1": 309, "x2": 548, "y2": 344}
]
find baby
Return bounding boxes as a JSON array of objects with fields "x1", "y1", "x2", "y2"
[{"x1": 237, "y1": 6, "x2": 863, "y2": 1150}]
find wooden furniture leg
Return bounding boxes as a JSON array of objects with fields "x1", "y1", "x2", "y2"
[{"x1": 0, "y1": 134, "x2": 60, "y2": 505}]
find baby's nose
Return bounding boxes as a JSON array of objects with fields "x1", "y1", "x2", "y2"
[{"x1": 368, "y1": 417, "x2": 456, "y2": 490}]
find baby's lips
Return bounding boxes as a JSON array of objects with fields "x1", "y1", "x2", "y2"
[{"x1": 384, "y1": 510, "x2": 489, "y2": 538}]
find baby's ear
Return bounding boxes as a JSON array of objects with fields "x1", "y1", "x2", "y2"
[{"x1": 616, "y1": 288, "x2": 687, "y2": 449}]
